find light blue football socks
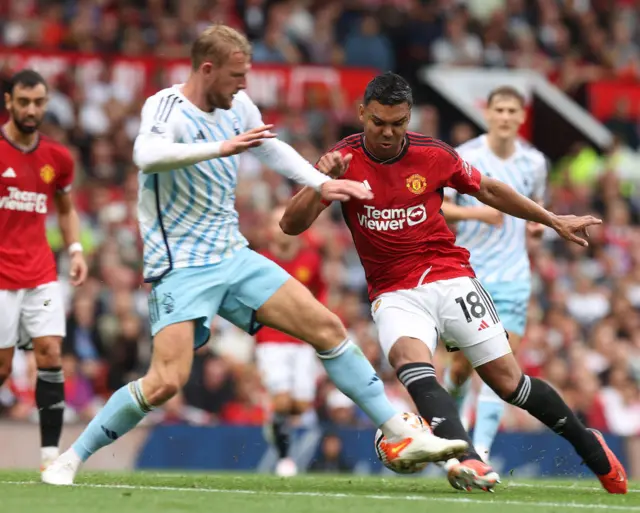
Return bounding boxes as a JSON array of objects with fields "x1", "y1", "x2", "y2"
[
  {"x1": 72, "y1": 380, "x2": 153, "y2": 461},
  {"x1": 317, "y1": 339, "x2": 396, "y2": 427},
  {"x1": 472, "y1": 382, "x2": 505, "y2": 461}
]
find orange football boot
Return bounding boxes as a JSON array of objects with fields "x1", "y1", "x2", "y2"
[
  {"x1": 447, "y1": 459, "x2": 501, "y2": 492},
  {"x1": 589, "y1": 429, "x2": 627, "y2": 494}
]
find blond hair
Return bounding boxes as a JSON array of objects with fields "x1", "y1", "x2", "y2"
[{"x1": 191, "y1": 24, "x2": 252, "y2": 70}]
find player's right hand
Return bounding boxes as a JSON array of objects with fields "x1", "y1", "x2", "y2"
[
  {"x1": 317, "y1": 151, "x2": 352, "y2": 178},
  {"x1": 220, "y1": 125, "x2": 276, "y2": 156},
  {"x1": 320, "y1": 179, "x2": 373, "y2": 202},
  {"x1": 550, "y1": 214, "x2": 602, "y2": 247}
]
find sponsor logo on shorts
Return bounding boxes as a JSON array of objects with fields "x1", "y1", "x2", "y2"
[
  {"x1": 162, "y1": 293, "x2": 175, "y2": 315},
  {"x1": 478, "y1": 320, "x2": 490, "y2": 331},
  {"x1": 44, "y1": 299, "x2": 52, "y2": 307},
  {"x1": 0, "y1": 187, "x2": 48, "y2": 213},
  {"x1": 373, "y1": 299, "x2": 382, "y2": 313}
]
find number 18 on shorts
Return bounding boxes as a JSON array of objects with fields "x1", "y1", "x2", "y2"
[{"x1": 372, "y1": 276, "x2": 511, "y2": 368}]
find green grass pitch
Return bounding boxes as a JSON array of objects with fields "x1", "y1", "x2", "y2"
[{"x1": 0, "y1": 470, "x2": 638, "y2": 513}]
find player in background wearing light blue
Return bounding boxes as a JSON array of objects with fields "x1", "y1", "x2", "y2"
[
  {"x1": 43, "y1": 25, "x2": 468, "y2": 485},
  {"x1": 442, "y1": 86, "x2": 547, "y2": 462}
]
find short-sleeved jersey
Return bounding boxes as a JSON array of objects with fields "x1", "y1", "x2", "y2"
[
  {"x1": 136, "y1": 86, "x2": 266, "y2": 282},
  {"x1": 0, "y1": 131, "x2": 74, "y2": 290},
  {"x1": 329, "y1": 133, "x2": 482, "y2": 302},
  {"x1": 445, "y1": 135, "x2": 547, "y2": 284},
  {"x1": 255, "y1": 247, "x2": 326, "y2": 345}
]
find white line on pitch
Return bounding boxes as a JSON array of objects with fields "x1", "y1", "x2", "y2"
[
  {"x1": 0, "y1": 480, "x2": 637, "y2": 510},
  {"x1": 508, "y1": 482, "x2": 639, "y2": 494}
]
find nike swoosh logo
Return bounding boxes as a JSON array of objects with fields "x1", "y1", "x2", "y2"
[{"x1": 382, "y1": 437, "x2": 413, "y2": 459}]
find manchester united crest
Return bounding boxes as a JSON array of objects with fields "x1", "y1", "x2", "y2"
[
  {"x1": 295, "y1": 266, "x2": 310, "y2": 283},
  {"x1": 373, "y1": 299, "x2": 382, "y2": 313},
  {"x1": 40, "y1": 165, "x2": 55, "y2": 184},
  {"x1": 406, "y1": 173, "x2": 427, "y2": 195}
]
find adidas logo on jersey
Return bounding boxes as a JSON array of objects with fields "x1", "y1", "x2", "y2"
[
  {"x1": 478, "y1": 320, "x2": 490, "y2": 331},
  {"x1": 358, "y1": 205, "x2": 427, "y2": 231},
  {"x1": 195, "y1": 130, "x2": 206, "y2": 141},
  {"x1": 1, "y1": 167, "x2": 16, "y2": 178}
]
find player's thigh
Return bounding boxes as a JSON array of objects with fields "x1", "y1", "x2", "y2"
[
  {"x1": 255, "y1": 343, "x2": 296, "y2": 397},
  {"x1": 371, "y1": 291, "x2": 438, "y2": 367},
  {"x1": 148, "y1": 264, "x2": 230, "y2": 350},
  {"x1": 438, "y1": 277, "x2": 507, "y2": 358},
  {"x1": 483, "y1": 281, "x2": 530, "y2": 349},
  {"x1": 0, "y1": 289, "x2": 24, "y2": 351},
  {"x1": 291, "y1": 343, "x2": 319, "y2": 403},
  {"x1": 225, "y1": 248, "x2": 345, "y2": 350}
]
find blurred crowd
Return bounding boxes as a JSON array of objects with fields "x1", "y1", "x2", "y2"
[
  {"x1": 0, "y1": 0, "x2": 639, "y2": 439},
  {"x1": 3, "y1": 0, "x2": 640, "y2": 85}
]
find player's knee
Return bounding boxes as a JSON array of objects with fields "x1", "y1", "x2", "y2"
[
  {"x1": 0, "y1": 362, "x2": 11, "y2": 386},
  {"x1": 450, "y1": 353, "x2": 473, "y2": 385},
  {"x1": 291, "y1": 400, "x2": 312, "y2": 415},
  {"x1": 33, "y1": 337, "x2": 62, "y2": 367},
  {"x1": 310, "y1": 312, "x2": 348, "y2": 352},
  {"x1": 271, "y1": 393, "x2": 293, "y2": 414},
  {"x1": 388, "y1": 337, "x2": 433, "y2": 370}
]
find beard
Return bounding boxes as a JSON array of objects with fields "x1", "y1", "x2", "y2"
[{"x1": 11, "y1": 109, "x2": 42, "y2": 135}]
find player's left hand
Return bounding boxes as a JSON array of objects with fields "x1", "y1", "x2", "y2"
[
  {"x1": 70, "y1": 251, "x2": 88, "y2": 286},
  {"x1": 320, "y1": 179, "x2": 373, "y2": 202},
  {"x1": 550, "y1": 214, "x2": 602, "y2": 247},
  {"x1": 317, "y1": 152, "x2": 352, "y2": 178}
]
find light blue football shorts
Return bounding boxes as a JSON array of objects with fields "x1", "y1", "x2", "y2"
[
  {"x1": 147, "y1": 247, "x2": 291, "y2": 349},
  {"x1": 482, "y1": 280, "x2": 531, "y2": 337}
]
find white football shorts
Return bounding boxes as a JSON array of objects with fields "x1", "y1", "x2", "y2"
[
  {"x1": 0, "y1": 281, "x2": 66, "y2": 350},
  {"x1": 255, "y1": 342, "x2": 318, "y2": 402},
  {"x1": 371, "y1": 276, "x2": 511, "y2": 368}
]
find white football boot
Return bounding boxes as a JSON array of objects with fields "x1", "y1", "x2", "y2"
[
  {"x1": 379, "y1": 429, "x2": 468, "y2": 467},
  {"x1": 41, "y1": 448, "x2": 82, "y2": 486}
]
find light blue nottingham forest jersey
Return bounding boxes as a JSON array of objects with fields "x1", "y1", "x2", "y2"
[
  {"x1": 445, "y1": 135, "x2": 548, "y2": 284},
  {"x1": 135, "y1": 86, "x2": 266, "y2": 282}
]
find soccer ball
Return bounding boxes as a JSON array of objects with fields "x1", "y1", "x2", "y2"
[{"x1": 374, "y1": 412, "x2": 430, "y2": 474}]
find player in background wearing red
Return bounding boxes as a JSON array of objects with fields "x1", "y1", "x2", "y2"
[
  {"x1": 0, "y1": 70, "x2": 88, "y2": 472},
  {"x1": 280, "y1": 72, "x2": 627, "y2": 494},
  {"x1": 256, "y1": 206, "x2": 326, "y2": 477}
]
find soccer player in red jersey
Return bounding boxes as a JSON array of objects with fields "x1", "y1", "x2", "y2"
[
  {"x1": 0, "y1": 70, "x2": 88, "y2": 471},
  {"x1": 281, "y1": 72, "x2": 627, "y2": 494},
  {"x1": 256, "y1": 206, "x2": 325, "y2": 476}
]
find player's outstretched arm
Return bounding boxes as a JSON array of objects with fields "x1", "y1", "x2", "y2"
[
  {"x1": 279, "y1": 151, "x2": 356, "y2": 235},
  {"x1": 472, "y1": 175, "x2": 601, "y2": 247},
  {"x1": 133, "y1": 125, "x2": 276, "y2": 174},
  {"x1": 441, "y1": 200, "x2": 503, "y2": 226},
  {"x1": 280, "y1": 187, "x2": 328, "y2": 235}
]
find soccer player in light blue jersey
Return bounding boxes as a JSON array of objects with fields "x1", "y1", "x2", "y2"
[
  {"x1": 42, "y1": 25, "x2": 469, "y2": 485},
  {"x1": 441, "y1": 86, "x2": 547, "y2": 463}
]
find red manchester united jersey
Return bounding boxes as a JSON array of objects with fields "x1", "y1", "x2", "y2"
[
  {"x1": 0, "y1": 131, "x2": 74, "y2": 290},
  {"x1": 256, "y1": 247, "x2": 326, "y2": 344},
  {"x1": 328, "y1": 132, "x2": 481, "y2": 301}
]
